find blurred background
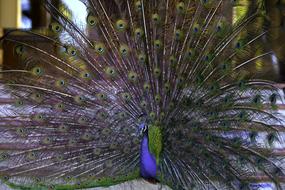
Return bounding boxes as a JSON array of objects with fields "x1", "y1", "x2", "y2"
[{"x1": 0, "y1": 0, "x2": 285, "y2": 82}]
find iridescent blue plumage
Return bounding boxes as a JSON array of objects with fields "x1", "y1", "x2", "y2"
[{"x1": 139, "y1": 124, "x2": 157, "y2": 179}]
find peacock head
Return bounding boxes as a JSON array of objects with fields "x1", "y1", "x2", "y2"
[{"x1": 139, "y1": 123, "x2": 148, "y2": 135}]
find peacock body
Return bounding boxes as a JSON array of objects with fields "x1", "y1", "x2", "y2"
[{"x1": 0, "y1": 0, "x2": 284, "y2": 189}]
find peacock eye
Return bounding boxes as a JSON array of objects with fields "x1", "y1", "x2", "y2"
[
  {"x1": 149, "y1": 112, "x2": 156, "y2": 119},
  {"x1": 128, "y1": 71, "x2": 138, "y2": 82},
  {"x1": 135, "y1": 1, "x2": 142, "y2": 11},
  {"x1": 154, "y1": 68, "x2": 161, "y2": 77},
  {"x1": 15, "y1": 45, "x2": 24, "y2": 56},
  {"x1": 140, "y1": 100, "x2": 147, "y2": 107},
  {"x1": 176, "y1": 2, "x2": 185, "y2": 13},
  {"x1": 143, "y1": 83, "x2": 150, "y2": 91},
  {"x1": 32, "y1": 67, "x2": 44, "y2": 76},
  {"x1": 121, "y1": 93, "x2": 131, "y2": 101},
  {"x1": 134, "y1": 28, "x2": 144, "y2": 38},
  {"x1": 138, "y1": 53, "x2": 146, "y2": 63},
  {"x1": 50, "y1": 22, "x2": 62, "y2": 33},
  {"x1": 74, "y1": 95, "x2": 85, "y2": 104},
  {"x1": 154, "y1": 40, "x2": 162, "y2": 49},
  {"x1": 164, "y1": 82, "x2": 170, "y2": 91},
  {"x1": 175, "y1": 29, "x2": 184, "y2": 41},
  {"x1": 119, "y1": 44, "x2": 130, "y2": 57},
  {"x1": 94, "y1": 43, "x2": 106, "y2": 55},
  {"x1": 155, "y1": 95, "x2": 161, "y2": 103},
  {"x1": 87, "y1": 14, "x2": 98, "y2": 26},
  {"x1": 105, "y1": 66, "x2": 116, "y2": 77},
  {"x1": 116, "y1": 19, "x2": 127, "y2": 31},
  {"x1": 152, "y1": 13, "x2": 160, "y2": 24}
]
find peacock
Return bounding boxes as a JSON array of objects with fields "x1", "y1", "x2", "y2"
[{"x1": 0, "y1": 0, "x2": 284, "y2": 189}]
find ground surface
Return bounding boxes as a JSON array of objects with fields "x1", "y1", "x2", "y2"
[{"x1": 0, "y1": 179, "x2": 172, "y2": 190}]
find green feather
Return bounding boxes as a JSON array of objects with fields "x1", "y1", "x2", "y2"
[{"x1": 148, "y1": 125, "x2": 162, "y2": 164}]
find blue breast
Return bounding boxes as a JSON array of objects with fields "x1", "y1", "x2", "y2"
[{"x1": 140, "y1": 132, "x2": 157, "y2": 179}]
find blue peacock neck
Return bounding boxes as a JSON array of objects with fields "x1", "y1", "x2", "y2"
[{"x1": 140, "y1": 130, "x2": 157, "y2": 179}]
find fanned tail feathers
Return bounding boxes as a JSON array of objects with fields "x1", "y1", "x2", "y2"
[{"x1": 0, "y1": 0, "x2": 284, "y2": 189}]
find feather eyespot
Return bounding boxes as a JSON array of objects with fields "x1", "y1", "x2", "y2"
[
  {"x1": 164, "y1": 82, "x2": 171, "y2": 92},
  {"x1": 50, "y1": 22, "x2": 62, "y2": 33},
  {"x1": 0, "y1": 152, "x2": 10, "y2": 161},
  {"x1": 176, "y1": 2, "x2": 185, "y2": 13},
  {"x1": 87, "y1": 14, "x2": 98, "y2": 26},
  {"x1": 140, "y1": 100, "x2": 147, "y2": 108},
  {"x1": 143, "y1": 83, "x2": 150, "y2": 91},
  {"x1": 118, "y1": 112, "x2": 127, "y2": 119},
  {"x1": 68, "y1": 139, "x2": 77, "y2": 146},
  {"x1": 31, "y1": 93, "x2": 43, "y2": 102},
  {"x1": 16, "y1": 127, "x2": 27, "y2": 137},
  {"x1": 66, "y1": 46, "x2": 77, "y2": 56},
  {"x1": 15, "y1": 99, "x2": 24, "y2": 107},
  {"x1": 192, "y1": 23, "x2": 200, "y2": 34},
  {"x1": 80, "y1": 71, "x2": 92, "y2": 80},
  {"x1": 149, "y1": 112, "x2": 156, "y2": 119},
  {"x1": 43, "y1": 137, "x2": 53, "y2": 145},
  {"x1": 134, "y1": 28, "x2": 144, "y2": 38},
  {"x1": 186, "y1": 48, "x2": 195, "y2": 59},
  {"x1": 154, "y1": 40, "x2": 162, "y2": 49},
  {"x1": 105, "y1": 66, "x2": 116, "y2": 77},
  {"x1": 116, "y1": 19, "x2": 127, "y2": 31},
  {"x1": 169, "y1": 56, "x2": 177, "y2": 67},
  {"x1": 31, "y1": 67, "x2": 44, "y2": 76},
  {"x1": 54, "y1": 102, "x2": 65, "y2": 111},
  {"x1": 93, "y1": 148, "x2": 101, "y2": 156},
  {"x1": 121, "y1": 93, "x2": 131, "y2": 101},
  {"x1": 78, "y1": 116, "x2": 88, "y2": 124},
  {"x1": 135, "y1": 1, "x2": 142, "y2": 11},
  {"x1": 94, "y1": 42, "x2": 106, "y2": 55},
  {"x1": 155, "y1": 95, "x2": 161, "y2": 103},
  {"x1": 152, "y1": 13, "x2": 161, "y2": 24},
  {"x1": 154, "y1": 68, "x2": 161, "y2": 77},
  {"x1": 27, "y1": 152, "x2": 37, "y2": 160},
  {"x1": 128, "y1": 71, "x2": 138, "y2": 82},
  {"x1": 96, "y1": 93, "x2": 107, "y2": 101},
  {"x1": 138, "y1": 53, "x2": 146, "y2": 63},
  {"x1": 15, "y1": 45, "x2": 24, "y2": 56},
  {"x1": 74, "y1": 95, "x2": 85, "y2": 104},
  {"x1": 97, "y1": 111, "x2": 108, "y2": 120},
  {"x1": 82, "y1": 132, "x2": 92, "y2": 141},
  {"x1": 59, "y1": 124, "x2": 69, "y2": 132},
  {"x1": 55, "y1": 79, "x2": 66, "y2": 88},
  {"x1": 175, "y1": 29, "x2": 184, "y2": 40},
  {"x1": 55, "y1": 155, "x2": 64, "y2": 161},
  {"x1": 102, "y1": 128, "x2": 111, "y2": 135},
  {"x1": 119, "y1": 44, "x2": 130, "y2": 57},
  {"x1": 33, "y1": 113, "x2": 45, "y2": 122}
]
